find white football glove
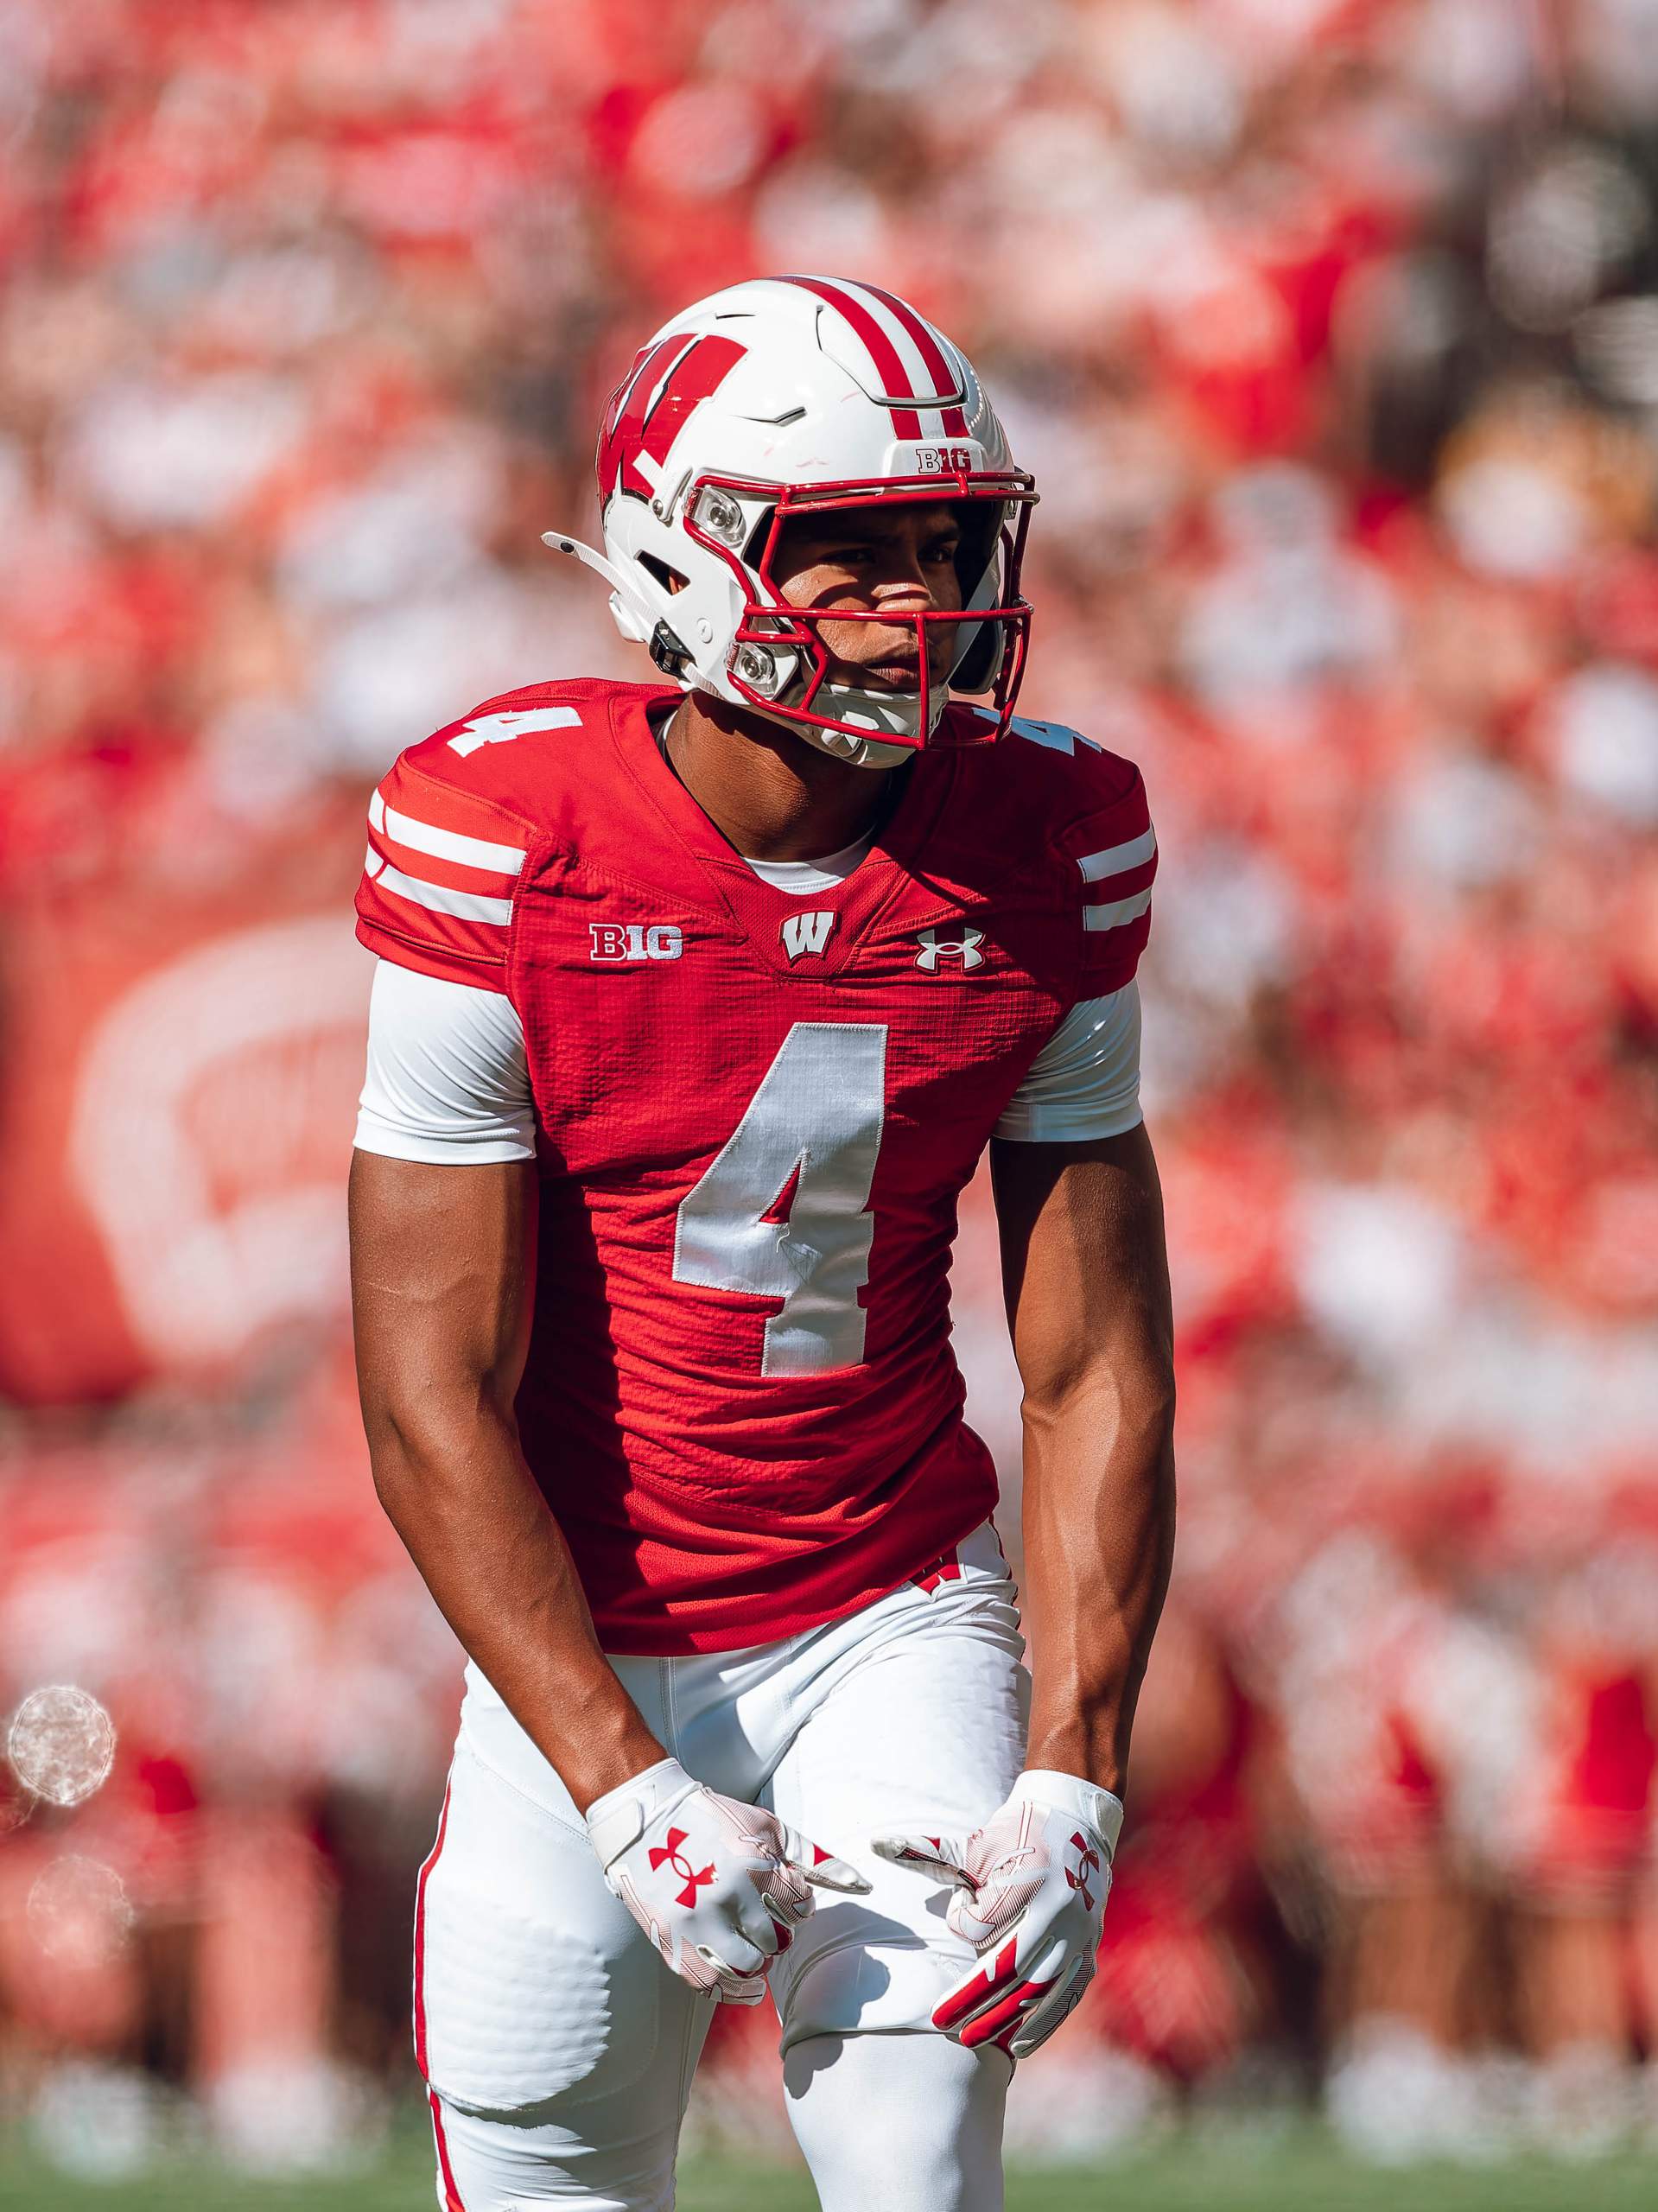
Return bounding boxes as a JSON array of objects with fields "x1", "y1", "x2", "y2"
[
  {"x1": 873, "y1": 1770, "x2": 1122, "y2": 2058},
  {"x1": 586, "y1": 1757, "x2": 870, "y2": 2004}
]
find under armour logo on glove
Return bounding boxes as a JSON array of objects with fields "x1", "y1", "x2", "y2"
[
  {"x1": 1064, "y1": 1833, "x2": 1102, "y2": 1912},
  {"x1": 649, "y1": 1827, "x2": 716, "y2": 1908},
  {"x1": 587, "y1": 1757, "x2": 870, "y2": 2004},
  {"x1": 873, "y1": 1770, "x2": 1123, "y2": 2060}
]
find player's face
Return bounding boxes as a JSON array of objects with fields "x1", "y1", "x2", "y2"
[{"x1": 770, "y1": 501, "x2": 966, "y2": 695}]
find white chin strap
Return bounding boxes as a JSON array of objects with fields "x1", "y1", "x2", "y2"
[
  {"x1": 696, "y1": 673, "x2": 917, "y2": 769},
  {"x1": 752, "y1": 667, "x2": 945, "y2": 772},
  {"x1": 788, "y1": 720, "x2": 918, "y2": 772},
  {"x1": 792, "y1": 677, "x2": 935, "y2": 769}
]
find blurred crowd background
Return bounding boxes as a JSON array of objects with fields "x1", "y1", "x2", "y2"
[{"x1": 3, "y1": 0, "x2": 1658, "y2": 2183}]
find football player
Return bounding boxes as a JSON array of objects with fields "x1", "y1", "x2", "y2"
[{"x1": 348, "y1": 275, "x2": 1176, "y2": 2211}]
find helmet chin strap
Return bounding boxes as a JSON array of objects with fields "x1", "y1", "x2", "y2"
[
  {"x1": 784, "y1": 720, "x2": 916, "y2": 772},
  {"x1": 732, "y1": 674, "x2": 938, "y2": 771},
  {"x1": 696, "y1": 676, "x2": 915, "y2": 770}
]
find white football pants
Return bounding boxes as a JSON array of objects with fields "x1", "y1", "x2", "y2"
[{"x1": 415, "y1": 1524, "x2": 1026, "y2": 2209}]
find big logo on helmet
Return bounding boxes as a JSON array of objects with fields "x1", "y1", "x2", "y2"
[{"x1": 600, "y1": 334, "x2": 747, "y2": 504}]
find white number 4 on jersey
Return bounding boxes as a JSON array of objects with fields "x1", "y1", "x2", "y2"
[{"x1": 672, "y1": 1022, "x2": 886, "y2": 1376}]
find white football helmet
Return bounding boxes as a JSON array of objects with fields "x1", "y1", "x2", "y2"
[{"x1": 544, "y1": 275, "x2": 1037, "y2": 768}]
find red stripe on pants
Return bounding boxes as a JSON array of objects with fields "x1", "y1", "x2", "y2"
[
  {"x1": 412, "y1": 1777, "x2": 453, "y2": 2078},
  {"x1": 414, "y1": 1779, "x2": 464, "y2": 2204},
  {"x1": 429, "y1": 2088, "x2": 468, "y2": 2212}
]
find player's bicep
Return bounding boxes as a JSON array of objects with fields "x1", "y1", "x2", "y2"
[
  {"x1": 988, "y1": 1125, "x2": 1173, "y2": 1413},
  {"x1": 348, "y1": 1151, "x2": 539, "y2": 1434}
]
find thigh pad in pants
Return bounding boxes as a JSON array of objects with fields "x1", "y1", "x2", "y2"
[{"x1": 417, "y1": 1735, "x2": 707, "y2": 2127}]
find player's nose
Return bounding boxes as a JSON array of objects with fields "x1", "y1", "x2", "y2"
[{"x1": 873, "y1": 553, "x2": 937, "y2": 606}]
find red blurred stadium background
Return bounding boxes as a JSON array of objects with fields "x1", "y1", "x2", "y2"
[{"x1": 3, "y1": 0, "x2": 1658, "y2": 2177}]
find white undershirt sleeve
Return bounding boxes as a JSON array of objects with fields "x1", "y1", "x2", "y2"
[
  {"x1": 354, "y1": 957, "x2": 537, "y2": 1164},
  {"x1": 993, "y1": 982, "x2": 1144, "y2": 1143}
]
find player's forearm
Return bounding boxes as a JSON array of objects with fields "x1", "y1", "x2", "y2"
[
  {"x1": 365, "y1": 1404, "x2": 665, "y2": 1812},
  {"x1": 1017, "y1": 1361, "x2": 1176, "y2": 1800}
]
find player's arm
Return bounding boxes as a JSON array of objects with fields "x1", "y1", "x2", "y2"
[
  {"x1": 875, "y1": 757, "x2": 1172, "y2": 2056},
  {"x1": 873, "y1": 1118, "x2": 1174, "y2": 2058},
  {"x1": 349, "y1": 1147, "x2": 666, "y2": 1811},
  {"x1": 990, "y1": 762, "x2": 1172, "y2": 1795},
  {"x1": 351, "y1": 749, "x2": 664, "y2": 1810},
  {"x1": 988, "y1": 1119, "x2": 1176, "y2": 1798},
  {"x1": 352, "y1": 749, "x2": 867, "y2": 1987}
]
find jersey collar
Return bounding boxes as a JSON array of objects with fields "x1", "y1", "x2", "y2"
[{"x1": 608, "y1": 685, "x2": 958, "y2": 979}]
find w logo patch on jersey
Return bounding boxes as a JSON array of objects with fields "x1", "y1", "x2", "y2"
[
  {"x1": 600, "y1": 334, "x2": 748, "y2": 504},
  {"x1": 780, "y1": 910, "x2": 835, "y2": 962}
]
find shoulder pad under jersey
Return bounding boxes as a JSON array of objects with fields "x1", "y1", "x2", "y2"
[
  {"x1": 354, "y1": 679, "x2": 600, "y2": 992},
  {"x1": 1001, "y1": 713, "x2": 1157, "y2": 996}
]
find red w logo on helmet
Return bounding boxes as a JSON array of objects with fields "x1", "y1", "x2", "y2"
[{"x1": 598, "y1": 334, "x2": 747, "y2": 505}]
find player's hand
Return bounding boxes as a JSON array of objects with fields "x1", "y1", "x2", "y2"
[
  {"x1": 872, "y1": 1770, "x2": 1122, "y2": 2058},
  {"x1": 586, "y1": 1757, "x2": 870, "y2": 2003}
]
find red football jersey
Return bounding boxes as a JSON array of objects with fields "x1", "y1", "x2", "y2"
[{"x1": 356, "y1": 680, "x2": 1155, "y2": 1654}]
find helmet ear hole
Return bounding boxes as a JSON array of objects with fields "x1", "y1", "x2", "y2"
[{"x1": 638, "y1": 551, "x2": 689, "y2": 596}]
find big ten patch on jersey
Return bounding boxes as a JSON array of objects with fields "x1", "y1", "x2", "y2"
[{"x1": 355, "y1": 679, "x2": 614, "y2": 992}]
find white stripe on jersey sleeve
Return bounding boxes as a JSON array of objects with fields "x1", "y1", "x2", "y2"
[
  {"x1": 354, "y1": 957, "x2": 536, "y2": 1165},
  {"x1": 369, "y1": 787, "x2": 526, "y2": 874},
  {"x1": 993, "y1": 983, "x2": 1143, "y2": 1144},
  {"x1": 367, "y1": 857, "x2": 515, "y2": 927},
  {"x1": 1077, "y1": 826, "x2": 1157, "y2": 881},
  {"x1": 1083, "y1": 887, "x2": 1154, "y2": 931}
]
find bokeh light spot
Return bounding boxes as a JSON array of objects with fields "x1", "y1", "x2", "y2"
[
  {"x1": 7, "y1": 1685, "x2": 117, "y2": 1807},
  {"x1": 26, "y1": 1855, "x2": 135, "y2": 1968}
]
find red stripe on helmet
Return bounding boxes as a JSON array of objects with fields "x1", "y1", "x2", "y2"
[
  {"x1": 783, "y1": 275, "x2": 924, "y2": 441},
  {"x1": 859, "y1": 281, "x2": 970, "y2": 437}
]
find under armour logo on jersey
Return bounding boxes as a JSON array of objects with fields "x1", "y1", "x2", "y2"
[
  {"x1": 649, "y1": 1827, "x2": 716, "y2": 1909},
  {"x1": 780, "y1": 910, "x2": 835, "y2": 962},
  {"x1": 590, "y1": 921, "x2": 684, "y2": 963},
  {"x1": 915, "y1": 925, "x2": 985, "y2": 972},
  {"x1": 1064, "y1": 1832, "x2": 1102, "y2": 1914}
]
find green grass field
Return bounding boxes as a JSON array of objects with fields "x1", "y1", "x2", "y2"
[{"x1": 3, "y1": 2126, "x2": 1658, "y2": 2210}]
